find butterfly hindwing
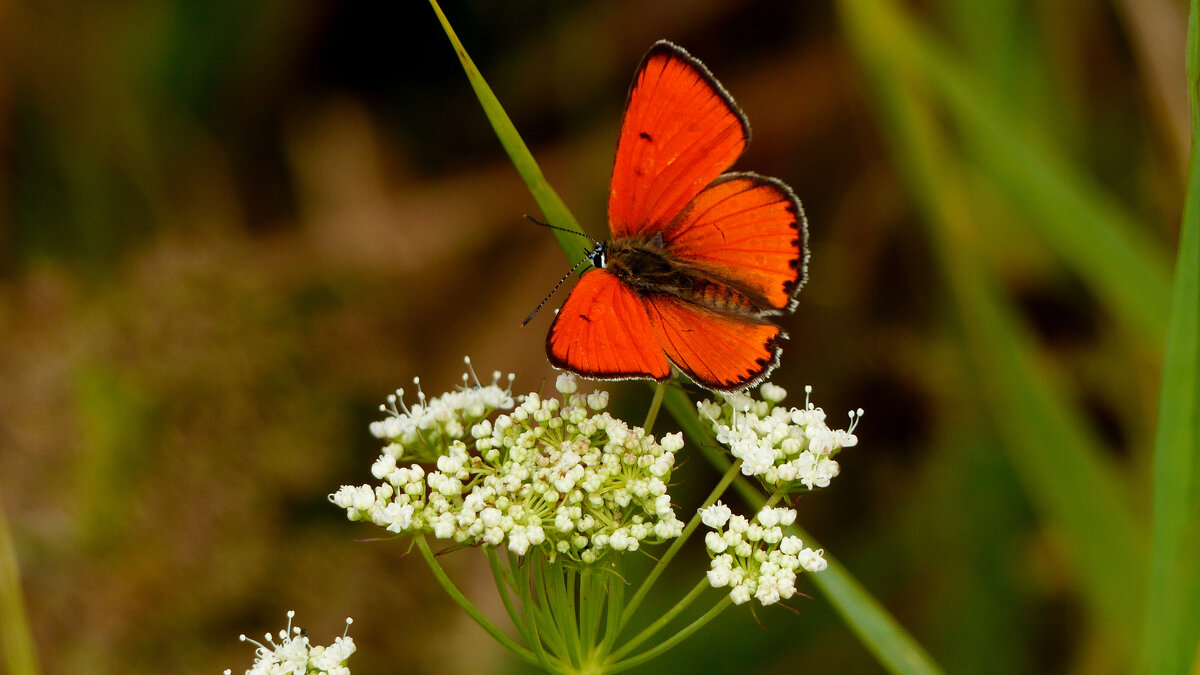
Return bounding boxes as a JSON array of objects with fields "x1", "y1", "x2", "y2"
[
  {"x1": 546, "y1": 269, "x2": 672, "y2": 382},
  {"x1": 661, "y1": 173, "x2": 808, "y2": 313},
  {"x1": 642, "y1": 293, "x2": 784, "y2": 391},
  {"x1": 608, "y1": 41, "x2": 749, "y2": 241}
]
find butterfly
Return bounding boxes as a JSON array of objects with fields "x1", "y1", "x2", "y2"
[{"x1": 544, "y1": 41, "x2": 809, "y2": 392}]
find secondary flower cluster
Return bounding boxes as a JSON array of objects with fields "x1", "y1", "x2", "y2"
[
  {"x1": 331, "y1": 364, "x2": 684, "y2": 563},
  {"x1": 699, "y1": 502, "x2": 828, "y2": 606},
  {"x1": 225, "y1": 611, "x2": 354, "y2": 675},
  {"x1": 699, "y1": 383, "x2": 861, "y2": 491}
]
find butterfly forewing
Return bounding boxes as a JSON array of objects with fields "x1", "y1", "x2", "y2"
[
  {"x1": 546, "y1": 269, "x2": 672, "y2": 382},
  {"x1": 608, "y1": 41, "x2": 749, "y2": 240}
]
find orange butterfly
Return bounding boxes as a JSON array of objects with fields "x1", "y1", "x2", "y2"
[{"x1": 545, "y1": 41, "x2": 808, "y2": 392}]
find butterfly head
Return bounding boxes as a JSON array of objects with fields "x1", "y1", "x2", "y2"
[{"x1": 587, "y1": 241, "x2": 609, "y2": 270}]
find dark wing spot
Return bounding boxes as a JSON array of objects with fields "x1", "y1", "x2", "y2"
[
  {"x1": 639, "y1": 131, "x2": 654, "y2": 142},
  {"x1": 578, "y1": 314, "x2": 591, "y2": 323}
]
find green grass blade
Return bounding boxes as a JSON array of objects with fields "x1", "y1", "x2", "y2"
[
  {"x1": 662, "y1": 389, "x2": 946, "y2": 675},
  {"x1": 425, "y1": 0, "x2": 585, "y2": 263},
  {"x1": 1139, "y1": 1, "x2": 1200, "y2": 670},
  {"x1": 849, "y1": 0, "x2": 1172, "y2": 343},
  {"x1": 0, "y1": 503, "x2": 40, "y2": 675},
  {"x1": 840, "y1": 0, "x2": 1147, "y2": 659}
]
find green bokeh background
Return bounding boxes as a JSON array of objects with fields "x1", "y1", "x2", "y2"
[{"x1": 0, "y1": 1, "x2": 1189, "y2": 673}]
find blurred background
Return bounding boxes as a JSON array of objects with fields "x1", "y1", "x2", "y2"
[{"x1": 0, "y1": 0, "x2": 1187, "y2": 673}]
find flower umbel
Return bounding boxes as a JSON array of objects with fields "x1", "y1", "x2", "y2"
[
  {"x1": 225, "y1": 611, "x2": 354, "y2": 675},
  {"x1": 699, "y1": 503, "x2": 828, "y2": 606},
  {"x1": 699, "y1": 384, "x2": 862, "y2": 491},
  {"x1": 331, "y1": 366, "x2": 684, "y2": 563}
]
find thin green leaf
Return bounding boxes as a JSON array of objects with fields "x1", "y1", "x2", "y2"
[
  {"x1": 840, "y1": 0, "x2": 1146, "y2": 659},
  {"x1": 425, "y1": 0, "x2": 585, "y2": 263},
  {"x1": 1139, "y1": 1, "x2": 1200, "y2": 670},
  {"x1": 0, "y1": 504, "x2": 39, "y2": 675}
]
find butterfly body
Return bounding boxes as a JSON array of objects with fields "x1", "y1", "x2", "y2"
[
  {"x1": 545, "y1": 41, "x2": 809, "y2": 392},
  {"x1": 600, "y1": 237, "x2": 775, "y2": 318}
]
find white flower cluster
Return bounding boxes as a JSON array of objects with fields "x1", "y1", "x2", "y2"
[
  {"x1": 225, "y1": 611, "x2": 354, "y2": 675},
  {"x1": 331, "y1": 367, "x2": 685, "y2": 564},
  {"x1": 699, "y1": 502, "x2": 828, "y2": 606},
  {"x1": 699, "y1": 383, "x2": 861, "y2": 490},
  {"x1": 366, "y1": 358, "x2": 517, "y2": 464}
]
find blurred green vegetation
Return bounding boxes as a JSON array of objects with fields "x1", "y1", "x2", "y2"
[{"x1": 0, "y1": 1, "x2": 1194, "y2": 673}]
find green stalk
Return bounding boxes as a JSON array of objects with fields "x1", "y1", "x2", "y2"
[
  {"x1": 606, "y1": 596, "x2": 734, "y2": 674},
  {"x1": 485, "y1": 549, "x2": 536, "y2": 650},
  {"x1": 0, "y1": 504, "x2": 38, "y2": 675},
  {"x1": 549, "y1": 560, "x2": 581, "y2": 667},
  {"x1": 609, "y1": 578, "x2": 711, "y2": 661},
  {"x1": 514, "y1": 550, "x2": 560, "y2": 672},
  {"x1": 601, "y1": 558, "x2": 626, "y2": 661},
  {"x1": 577, "y1": 566, "x2": 605, "y2": 659},
  {"x1": 614, "y1": 460, "x2": 743, "y2": 636},
  {"x1": 414, "y1": 536, "x2": 538, "y2": 665},
  {"x1": 530, "y1": 555, "x2": 570, "y2": 662},
  {"x1": 642, "y1": 381, "x2": 668, "y2": 432}
]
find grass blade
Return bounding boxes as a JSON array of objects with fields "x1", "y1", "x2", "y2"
[
  {"x1": 425, "y1": 0, "x2": 586, "y2": 263},
  {"x1": 1139, "y1": 1, "x2": 1200, "y2": 670},
  {"x1": 0, "y1": 503, "x2": 39, "y2": 675}
]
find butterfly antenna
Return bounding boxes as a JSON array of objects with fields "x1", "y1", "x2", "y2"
[
  {"x1": 524, "y1": 215, "x2": 601, "y2": 245},
  {"x1": 522, "y1": 255, "x2": 592, "y2": 326}
]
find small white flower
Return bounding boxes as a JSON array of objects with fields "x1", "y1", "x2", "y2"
[
  {"x1": 705, "y1": 530, "x2": 729, "y2": 554},
  {"x1": 798, "y1": 548, "x2": 827, "y2": 572},
  {"x1": 699, "y1": 501, "x2": 732, "y2": 528},
  {"x1": 779, "y1": 536, "x2": 803, "y2": 556},
  {"x1": 757, "y1": 507, "x2": 780, "y2": 528},
  {"x1": 707, "y1": 554, "x2": 734, "y2": 587},
  {"x1": 556, "y1": 372, "x2": 579, "y2": 394},
  {"x1": 228, "y1": 612, "x2": 354, "y2": 675},
  {"x1": 760, "y1": 382, "x2": 787, "y2": 403}
]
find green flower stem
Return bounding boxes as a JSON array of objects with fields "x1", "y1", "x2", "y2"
[
  {"x1": 606, "y1": 595, "x2": 735, "y2": 674},
  {"x1": 613, "y1": 459, "x2": 743, "y2": 637},
  {"x1": 642, "y1": 381, "x2": 668, "y2": 432},
  {"x1": 578, "y1": 566, "x2": 605, "y2": 657},
  {"x1": 601, "y1": 559, "x2": 626, "y2": 661},
  {"x1": 547, "y1": 559, "x2": 582, "y2": 666},
  {"x1": 514, "y1": 551, "x2": 561, "y2": 672},
  {"x1": 485, "y1": 549, "x2": 536, "y2": 649},
  {"x1": 608, "y1": 577, "x2": 711, "y2": 661},
  {"x1": 529, "y1": 556, "x2": 571, "y2": 662},
  {"x1": 414, "y1": 535, "x2": 539, "y2": 666}
]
